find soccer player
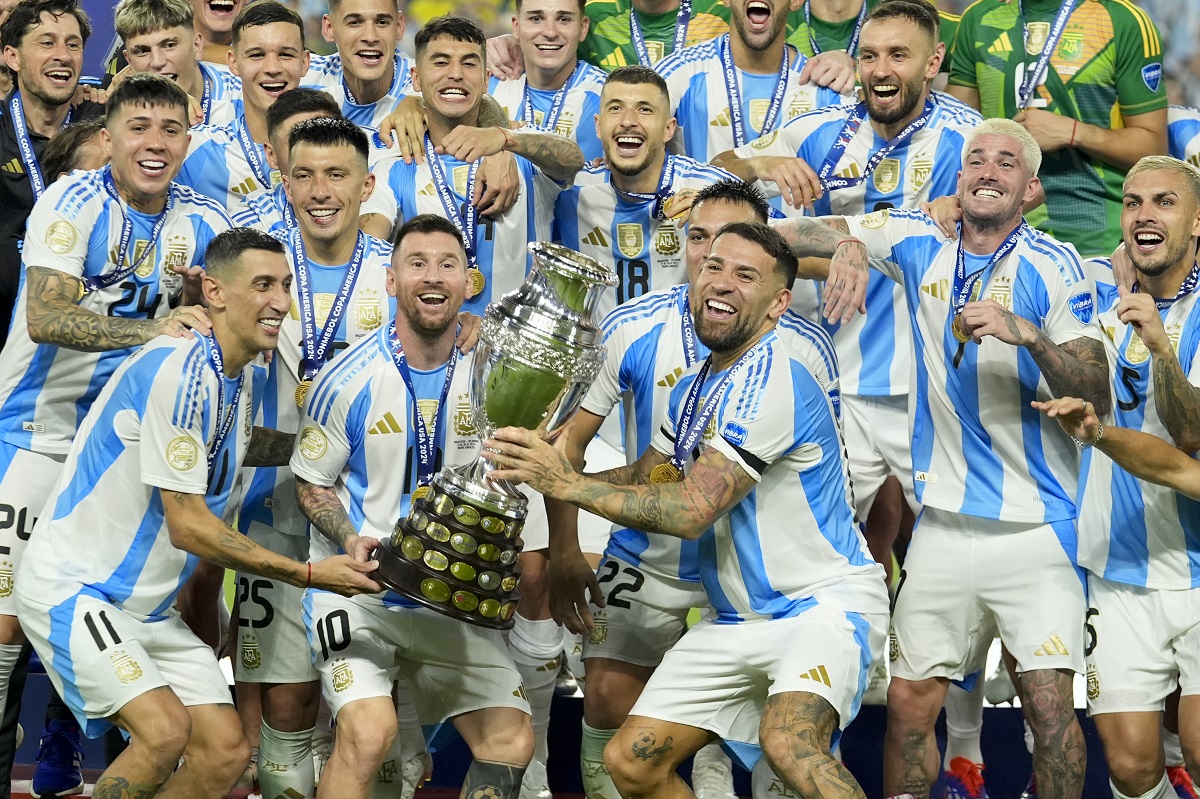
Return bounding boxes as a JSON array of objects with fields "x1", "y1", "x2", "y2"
[
  {"x1": 301, "y1": 0, "x2": 413, "y2": 128},
  {"x1": 1059, "y1": 155, "x2": 1200, "y2": 799},
  {"x1": 233, "y1": 115, "x2": 397, "y2": 799},
  {"x1": 554, "y1": 65, "x2": 734, "y2": 316},
  {"x1": 361, "y1": 15, "x2": 584, "y2": 315},
  {"x1": 293, "y1": 214, "x2": 534, "y2": 799},
  {"x1": 40, "y1": 116, "x2": 107, "y2": 179},
  {"x1": 14, "y1": 226, "x2": 383, "y2": 799},
  {"x1": 486, "y1": 221, "x2": 888, "y2": 799},
  {"x1": 1169, "y1": 105, "x2": 1200, "y2": 168},
  {"x1": 176, "y1": 0, "x2": 310, "y2": 209},
  {"x1": 0, "y1": 0, "x2": 102, "y2": 352},
  {"x1": 115, "y1": 0, "x2": 242, "y2": 127},
  {"x1": 488, "y1": 0, "x2": 607, "y2": 162},
  {"x1": 774, "y1": 117, "x2": 1111, "y2": 799},
  {"x1": 190, "y1": 0, "x2": 242, "y2": 51},
  {"x1": 656, "y1": 0, "x2": 850, "y2": 164},
  {"x1": 548, "y1": 179, "x2": 843, "y2": 799},
  {"x1": 946, "y1": 0, "x2": 1168, "y2": 259}
]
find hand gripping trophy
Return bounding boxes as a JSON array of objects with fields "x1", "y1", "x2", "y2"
[{"x1": 373, "y1": 242, "x2": 616, "y2": 629}]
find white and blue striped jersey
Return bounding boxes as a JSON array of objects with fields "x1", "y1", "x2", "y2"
[
  {"x1": 290, "y1": 327, "x2": 476, "y2": 606},
  {"x1": 649, "y1": 329, "x2": 885, "y2": 623},
  {"x1": 581, "y1": 283, "x2": 840, "y2": 582},
  {"x1": 198, "y1": 61, "x2": 242, "y2": 127},
  {"x1": 740, "y1": 93, "x2": 981, "y2": 396},
  {"x1": 845, "y1": 208, "x2": 1104, "y2": 527},
  {"x1": 362, "y1": 148, "x2": 559, "y2": 315},
  {"x1": 554, "y1": 155, "x2": 734, "y2": 317},
  {"x1": 176, "y1": 117, "x2": 274, "y2": 210},
  {"x1": 1076, "y1": 259, "x2": 1200, "y2": 589},
  {"x1": 300, "y1": 52, "x2": 416, "y2": 129},
  {"x1": 488, "y1": 65, "x2": 607, "y2": 162},
  {"x1": 230, "y1": 183, "x2": 293, "y2": 235},
  {"x1": 658, "y1": 35, "x2": 850, "y2": 162},
  {"x1": 0, "y1": 170, "x2": 231, "y2": 456},
  {"x1": 1168, "y1": 105, "x2": 1200, "y2": 169},
  {"x1": 238, "y1": 233, "x2": 395, "y2": 538},
  {"x1": 15, "y1": 333, "x2": 262, "y2": 615}
]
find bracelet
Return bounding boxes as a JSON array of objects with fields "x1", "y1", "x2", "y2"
[
  {"x1": 1069, "y1": 119, "x2": 1078, "y2": 147},
  {"x1": 496, "y1": 126, "x2": 517, "y2": 151},
  {"x1": 1071, "y1": 421, "x2": 1104, "y2": 449},
  {"x1": 306, "y1": 562, "x2": 312, "y2": 589}
]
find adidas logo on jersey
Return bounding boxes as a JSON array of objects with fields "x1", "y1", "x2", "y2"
[
  {"x1": 657, "y1": 366, "x2": 685, "y2": 388},
  {"x1": 1033, "y1": 635, "x2": 1069, "y2": 657},
  {"x1": 230, "y1": 177, "x2": 259, "y2": 196},
  {"x1": 418, "y1": 182, "x2": 437, "y2": 196},
  {"x1": 368, "y1": 412, "x2": 403, "y2": 435},
  {"x1": 1, "y1": 158, "x2": 23, "y2": 175},
  {"x1": 988, "y1": 32, "x2": 1013, "y2": 55},
  {"x1": 582, "y1": 227, "x2": 609, "y2": 247},
  {"x1": 920, "y1": 279, "x2": 950, "y2": 302},
  {"x1": 797, "y1": 665, "x2": 832, "y2": 688},
  {"x1": 710, "y1": 109, "x2": 732, "y2": 127},
  {"x1": 600, "y1": 51, "x2": 628, "y2": 70},
  {"x1": 836, "y1": 163, "x2": 860, "y2": 181}
]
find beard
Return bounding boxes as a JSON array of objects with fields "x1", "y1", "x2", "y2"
[
  {"x1": 865, "y1": 73, "x2": 924, "y2": 127},
  {"x1": 694, "y1": 308, "x2": 759, "y2": 355}
]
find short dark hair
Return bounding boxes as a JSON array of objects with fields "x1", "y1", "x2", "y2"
[
  {"x1": 105, "y1": 72, "x2": 189, "y2": 125},
  {"x1": 287, "y1": 116, "x2": 369, "y2": 167},
  {"x1": 414, "y1": 16, "x2": 485, "y2": 60},
  {"x1": 602, "y1": 65, "x2": 670, "y2": 109},
  {"x1": 266, "y1": 89, "x2": 341, "y2": 140},
  {"x1": 204, "y1": 227, "x2": 286, "y2": 280},
  {"x1": 392, "y1": 214, "x2": 467, "y2": 259},
  {"x1": 865, "y1": 0, "x2": 940, "y2": 42},
  {"x1": 693, "y1": 180, "x2": 770, "y2": 224},
  {"x1": 713, "y1": 222, "x2": 799, "y2": 289},
  {"x1": 0, "y1": 0, "x2": 91, "y2": 53},
  {"x1": 231, "y1": 0, "x2": 304, "y2": 49},
  {"x1": 41, "y1": 116, "x2": 105, "y2": 180}
]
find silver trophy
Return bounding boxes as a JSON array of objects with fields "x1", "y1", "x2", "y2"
[{"x1": 373, "y1": 242, "x2": 616, "y2": 629}]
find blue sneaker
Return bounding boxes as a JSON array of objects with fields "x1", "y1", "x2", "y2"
[{"x1": 31, "y1": 719, "x2": 84, "y2": 798}]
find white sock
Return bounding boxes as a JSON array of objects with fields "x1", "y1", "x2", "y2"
[
  {"x1": 563, "y1": 630, "x2": 586, "y2": 693},
  {"x1": 394, "y1": 678, "x2": 427, "y2": 762},
  {"x1": 1024, "y1": 718, "x2": 1035, "y2": 755},
  {"x1": 1164, "y1": 728, "x2": 1185, "y2": 768},
  {"x1": 0, "y1": 643, "x2": 23, "y2": 734},
  {"x1": 258, "y1": 722, "x2": 316, "y2": 799},
  {"x1": 581, "y1": 721, "x2": 621, "y2": 799},
  {"x1": 944, "y1": 681, "x2": 985, "y2": 768},
  {"x1": 1111, "y1": 772, "x2": 1175, "y2": 799},
  {"x1": 371, "y1": 732, "x2": 404, "y2": 799},
  {"x1": 508, "y1": 615, "x2": 561, "y2": 765}
]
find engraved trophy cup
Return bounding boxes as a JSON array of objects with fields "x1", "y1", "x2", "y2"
[{"x1": 372, "y1": 242, "x2": 616, "y2": 629}]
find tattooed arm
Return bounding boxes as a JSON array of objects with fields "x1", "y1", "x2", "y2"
[
  {"x1": 771, "y1": 215, "x2": 872, "y2": 324},
  {"x1": 501, "y1": 128, "x2": 584, "y2": 184},
  {"x1": 294, "y1": 476, "x2": 367, "y2": 556},
  {"x1": 25, "y1": 266, "x2": 211, "y2": 352},
  {"x1": 161, "y1": 489, "x2": 380, "y2": 594},
  {"x1": 242, "y1": 427, "x2": 295, "y2": 467}
]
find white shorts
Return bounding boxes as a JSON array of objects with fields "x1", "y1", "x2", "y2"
[
  {"x1": 16, "y1": 590, "x2": 231, "y2": 738},
  {"x1": 515, "y1": 483, "x2": 551, "y2": 551},
  {"x1": 581, "y1": 556, "x2": 708, "y2": 668},
  {"x1": 303, "y1": 591, "x2": 530, "y2": 723},
  {"x1": 236, "y1": 520, "x2": 316, "y2": 683},
  {"x1": 630, "y1": 606, "x2": 886, "y2": 766},
  {"x1": 578, "y1": 437, "x2": 624, "y2": 555},
  {"x1": 1085, "y1": 574, "x2": 1200, "y2": 714},
  {"x1": 840, "y1": 393, "x2": 915, "y2": 517},
  {"x1": 890, "y1": 506, "x2": 1086, "y2": 681},
  {"x1": 0, "y1": 443, "x2": 64, "y2": 616}
]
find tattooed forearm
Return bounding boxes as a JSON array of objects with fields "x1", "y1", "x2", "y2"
[
  {"x1": 25, "y1": 266, "x2": 163, "y2": 352},
  {"x1": 295, "y1": 478, "x2": 359, "y2": 549},
  {"x1": 1026, "y1": 334, "x2": 1112, "y2": 417},
  {"x1": 760, "y1": 692, "x2": 866, "y2": 799},
  {"x1": 772, "y1": 216, "x2": 852, "y2": 259},
  {"x1": 243, "y1": 427, "x2": 295, "y2": 467},
  {"x1": 508, "y1": 130, "x2": 584, "y2": 183},
  {"x1": 1152, "y1": 354, "x2": 1200, "y2": 452},
  {"x1": 1020, "y1": 669, "x2": 1086, "y2": 799},
  {"x1": 92, "y1": 777, "x2": 160, "y2": 799}
]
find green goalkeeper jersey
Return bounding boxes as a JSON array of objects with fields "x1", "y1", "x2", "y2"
[
  {"x1": 785, "y1": 0, "x2": 959, "y2": 70},
  {"x1": 578, "y1": 0, "x2": 732, "y2": 70},
  {"x1": 949, "y1": 0, "x2": 1166, "y2": 255}
]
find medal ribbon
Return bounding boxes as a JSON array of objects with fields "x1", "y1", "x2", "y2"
[
  {"x1": 425, "y1": 135, "x2": 480, "y2": 267},
  {"x1": 388, "y1": 321, "x2": 458, "y2": 488},
  {"x1": 680, "y1": 289, "x2": 700, "y2": 367},
  {"x1": 1016, "y1": 0, "x2": 1078, "y2": 109},
  {"x1": 235, "y1": 115, "x2": 273, "y2": 188},
  {"x1": 1134, "y1": 260, "x2": 1200, "y2": 311},
  {"x1": 521, "y1": 62, "x2": 580, "y2": 132},
  {"x1": 951, "y1": 222, "x2": 1027, "y2": 319},
  {"x1": 198, "y1": 64, "x2": 213, "y2": 124},
  {"x1": 83, "y1": 166, "x2": 174, "y2": 294},
  {"x1": 276, "y1": 182, "x2": 297, "y2": 229},
  {"x1": 804, "y1": 0, "x2": 867, "y2": 56},
  {"x1": 291, "y1": 228, "x2": 367, "y2": 381},
  {"x1": 203, "y1": 333, "x2": 245, "y2": 476},
  {"x1": 10, "y1": 91, "x2": 73, "y2": 201},
  {"x1": 720, "y1": 35, "x2": 790, "y2": 148},
  {"x1": 817, "y1": 99, "x2": 933, "y2": 191},
  {"x1": 630, "y1": 0, "x2": 691, "y2": 66},
  {"x1": 670, "y1": 340, "x2": 763, "y2": 471},
  {"x1": 614, "y1": 154, "x2": 676, "y2": 220}
]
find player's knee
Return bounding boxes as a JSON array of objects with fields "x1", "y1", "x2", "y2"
[
  {"x1": 335, "y1": 702, "x2": 398, "y2": 775},
  {"x1": 195, "y1": 731, "x2": 252, "y2": 785},
  {"x1": 471, "y1": 715, "x2": 534, "y2": 766},
  {"x1": 1103, "y1": 744, "x2": 1163, "y2": 795},
  {"x1": 603, "y1": 731, "x2": 668, "y2": 798},
  {"x1": 885, "y1": 678, "x2": 943, "y2": 728},
  {"x1": 583, "y1": 675, "x2": 636, "y2": 730},
  {"x1": 0, "y1": 614, "x2": 24, "y2": 645},
  {"x1": 130, "y1": 703, "x2": 193, "y2": 768},
  {"x1": 760, "y1": 725, "x2": 826, "y2": 776},
  {"x1": 1020, "y1": 671, "x2": 1075, "y2": 738},
  {"x1": 261, "y1": 681, "x2": 320, "y2": 730}
]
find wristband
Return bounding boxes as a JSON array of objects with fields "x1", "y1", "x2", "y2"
[
  {"x1": 1069, "y1": 119, "x2": 1078, "y2": 147},
  {"x1": 306, "y1": 562, "x2": 312, "y2": 589}
]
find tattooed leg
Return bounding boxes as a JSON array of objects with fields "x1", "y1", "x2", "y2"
[
  {"x1": 99, "y1": 688, "x2": 193, "y2": 799},
  {"x1": 605, "y1": 717, "x2": 712, "y2": 799},
  {"x1": 1019, "y1": 668, "x2": 1085, "y2": 799},
  {"x1": 760, "y1": 691, "x2": 866, "y2": 799},
  {"x1": 882, "y1": 676, "x2": 950, "y2": 799},
  {"x1": 459, "y1": 760, "x2": 526, "y2": 799}
]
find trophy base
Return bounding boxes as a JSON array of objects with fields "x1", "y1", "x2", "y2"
[{"x1": 374, "y1": 465, "x2": 527, "y2": 630}]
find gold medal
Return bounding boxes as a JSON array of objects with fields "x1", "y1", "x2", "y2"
[
  {"x1": 295, "y1": 379, "x2": 313, "y2": 409},
  {"x1": 412, "y1": 485, "x2": 431, "y2": 502},
  {"x1": 467, "y1": 268, "x2": 486, "y2": 297},
  {"x1": 649, "y1": 462, "x2": 683, "y2": 483},
  {"x1": 951, "y1": 314, "x2": 971, "y2": 343}
]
